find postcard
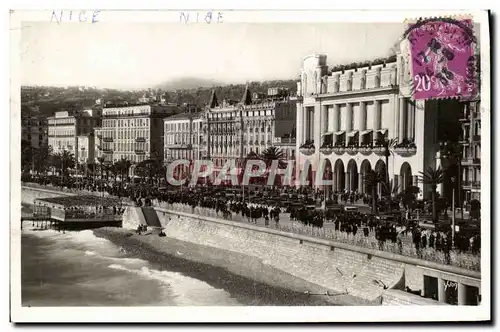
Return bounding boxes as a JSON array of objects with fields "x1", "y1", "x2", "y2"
[{"x1": 10, "y1": 9, "x2": 491, "y2": 323}]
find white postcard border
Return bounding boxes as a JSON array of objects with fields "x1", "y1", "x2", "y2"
[{"x1": 9, "y1": 8, "x2": 491, "y2": 323}]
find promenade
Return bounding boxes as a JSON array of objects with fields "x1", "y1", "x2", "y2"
[{"x1": 21, "y1": 182, "x2": 480, "y2": 272}]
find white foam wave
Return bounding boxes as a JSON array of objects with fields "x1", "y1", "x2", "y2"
[
  {"x1": 84, "y1": 250, "x2": 97, "y2": 256},
  {"x1": 108, "y1": 264, "x2": 240, "y2": 306}
]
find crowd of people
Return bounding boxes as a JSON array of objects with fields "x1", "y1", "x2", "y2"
[
  {"x1": 22, "y1": 174, "x2": 480, "y2": 270},
  {"x1": 62, "y1": 205, "x2": 126, "y2": 219}
]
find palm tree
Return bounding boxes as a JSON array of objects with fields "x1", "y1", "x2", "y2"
[
  {"x1": 375, "y1": 137, "x2": 398, "y2": 194},
  {"x1": 116, "y1": 157, "x2": 132, "y2": 183},
  {"x1": 399, "y1": 185, "x2": 420, "y2": 214},
  {"x1": 110, "y1": 162, "x2": 120, "y2": 182},
  {"x1": 260, "y1": 146, "x2": 285, "y2": 167},
  {"x1": 260, "y1": 146, "x2": 286, "y2": 186},
  {"x1": 419, "y1": 166, "x2": 445, "y2": 223},
  {"x1": 363, "y1": 170, "x2": 386, "y2": 214},
  {"x1": 57, "y1": 150, "x2": 75, "y2": 178}
]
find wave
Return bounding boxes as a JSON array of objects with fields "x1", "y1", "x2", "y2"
[
  {"x1": 84, "y1": 250, "x2": 97, "y2": 256},
  {"x1": 108, "y1": 264, "x2": 241, "y2": 306}
]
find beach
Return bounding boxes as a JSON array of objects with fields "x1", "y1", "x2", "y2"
[{"x1": 92, "y1": 227, "x2": 363, "y2": 306}]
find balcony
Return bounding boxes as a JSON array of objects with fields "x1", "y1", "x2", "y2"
[
  {"x1": 358, "y1": 145, "x2": 373, "y2": 155},
  {"x1": 461, "y1": 157, "x2": 481, "y2": 166},
  {"x1": 346, "y1": 145, "x2": 359, "y2": 155},
  {"x1": 167, "y1": 143, "x2": 192, "y2": 149},
  {"x1": 332, "y1": 144, "x2": 346, "y2": 155},
  {"x1": 394, "y1": 146, "x2": 417, "y2": 157},
  {"x1": 135, "y1": 137, "x2": 146, "y2": 142},
  {"x1": 102, "y1": 149, "x2": 113, "y2": 154},
  {"x1": 472, "y1": 135, "x2": 481, "y2": 142},
  {"x1": 459, "y1": 112, "x2": 471, "y2": 121},
  {"x1": 471, "y1": 181, "x2": 481, "y2": 189},
  {"x1": 319, "y1": 144, "x2": 333, "y2": 155},
  {"x1": 373, "y1": 146, "x2": 386, "y2": 156},
  {"x1": 459, "y1": 137, "x2": 470, "y2": 145},
  {"x1": 299, "y1": 141, "x2": 315, "y2": 156},
  {"x1": 102, "y1": 137, "x2": 113, "y2": 142},
  {"x1": 134, "y1": 150, "x2": 146, "y2": 155}
]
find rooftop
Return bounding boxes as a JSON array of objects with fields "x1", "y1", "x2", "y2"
[
  {"x1": 164, "y1": 112, "x2": 202, "y2": 121},
  {"x1": 35, "y1": 195, "x2": 122, "y2": 207}
]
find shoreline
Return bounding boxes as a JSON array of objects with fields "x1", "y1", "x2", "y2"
[{"x1": 93, "y1": 227, "x2": 371, "y2": 306}]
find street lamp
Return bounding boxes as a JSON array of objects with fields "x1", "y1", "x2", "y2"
[
  {"x1": 440, "y1": 141, "x2": 464, "y2": 221},
  {"x1": 451, "y1": 176, "x2": 456, "y2": 247}
]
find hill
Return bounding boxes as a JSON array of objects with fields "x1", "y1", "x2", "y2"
[
  {"x1": 154, "y1": 77, "x2": 221, "y2": 91},
  {"x1": 20, "y1": 79, "x2": 299, "y2": 118}
]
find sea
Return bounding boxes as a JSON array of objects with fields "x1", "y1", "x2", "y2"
[{"x1": 21, "y1": 209, "x2": 330, "y2": 306}]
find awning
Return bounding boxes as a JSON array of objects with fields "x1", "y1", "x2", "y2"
[
  {"x1": 322, "y1": 131, "x2": 334, "y2": 136},
  {"x1": 335, "y1": 130, "x2": 346, "y2": 136},
  {"x1": 347, "y1": 130, "x2": 359, "y2": 137},
  {"x1": 361, "y1": 129, "x2": 373, "y2": 135},
  {"x1": 376, "y1": 129, "x2": 388, "y2": 134}
]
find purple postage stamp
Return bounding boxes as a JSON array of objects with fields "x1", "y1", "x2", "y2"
[{"x1": 406, "y1": 18, "x2": 477, "y2": 100}]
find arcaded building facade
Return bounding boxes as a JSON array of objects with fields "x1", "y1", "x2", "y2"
[{"x1": 295, "y1": 52, "x2": 474, "y2": 200}]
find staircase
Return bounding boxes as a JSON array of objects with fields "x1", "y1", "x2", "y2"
[{"x1": 141, "y1": 207, "x2": 162, "y2": 227}]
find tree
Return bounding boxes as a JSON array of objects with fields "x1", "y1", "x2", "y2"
[
  {"x1": 33, "y1": 145, "x2": 50, "y2": 175},
  {"x1": 110, "y1": 162, "x2": 121, "y2": 181},
  {"x1": 375, "y1": 137, "x2": 398, "y2": 197},
  {"x1": 58, "y1": 150, "x2": 75, "y2": 177},
  {"x1": 115, "y1": 157, "x2": 132, "y2": 182},
  {"x1": 260, "y1": 146, "x2": 286, "y2": 186},
  {"x1": 21, "y1": 140, "x2": 32, "y2": 173},
  {"x1": 419, "y1": 166, "x2": 445, "y2": 223},
  {"x1": 363, "y1": 170, "x2": 385, "y2": 214},
  {"x1": 135, "y1": 159, "x2": 164, "y2": 185},
  {"x1": 399, "y1": 185, "x2": 420, "y2": 213},
  {"x1": 96, "y1": 156, "x2": 106, "y2": 181}
]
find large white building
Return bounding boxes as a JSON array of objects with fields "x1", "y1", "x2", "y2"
[
  {"x1": 47, "y1": 109, "x2": 101, "y2": 157},
  {"x1": 295, "y1": 51, "x2": 472, "y2": 200},
  {"x1": 164, "y1": 112, "x2": 203, "y2": 163},
  {"x1": 94, "y1": 104, "x2": 176, "y2": 165}
]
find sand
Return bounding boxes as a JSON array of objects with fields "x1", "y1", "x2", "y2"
[{"x1": 93, "y1": 227, "x2": 369, "y2": 306}]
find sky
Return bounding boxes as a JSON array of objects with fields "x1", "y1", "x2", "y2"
[{"x1": 20, "y1": 22, "x2": 405, "y2": 89}]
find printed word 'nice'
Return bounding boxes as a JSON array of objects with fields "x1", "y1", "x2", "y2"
[{"x1": 51, "y1": 10, "x2": 100, "y2": 24}]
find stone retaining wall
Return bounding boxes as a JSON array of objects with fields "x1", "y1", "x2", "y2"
[
  {"x1": 20, "y1": 186, "x2": 481, "y2": 305},
  {"x1": 157, "y1": 209, "x2": 405, "y2": 302}
]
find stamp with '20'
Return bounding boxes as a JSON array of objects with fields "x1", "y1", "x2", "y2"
[{"x1": 405, "y1": 17, "x2": 478, "y2": 101}]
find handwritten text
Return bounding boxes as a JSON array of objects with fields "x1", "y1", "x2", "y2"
[
  {"x1": 51, "y1": 10, "x2": 100, "y2": 24},
  {"x1": 180, "y1": 12, "x2": 223, "y2": 24}
]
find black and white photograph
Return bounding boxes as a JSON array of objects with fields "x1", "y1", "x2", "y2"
[{"x1": 9, "y1": 9, "x2": 491, "y2": 323}]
